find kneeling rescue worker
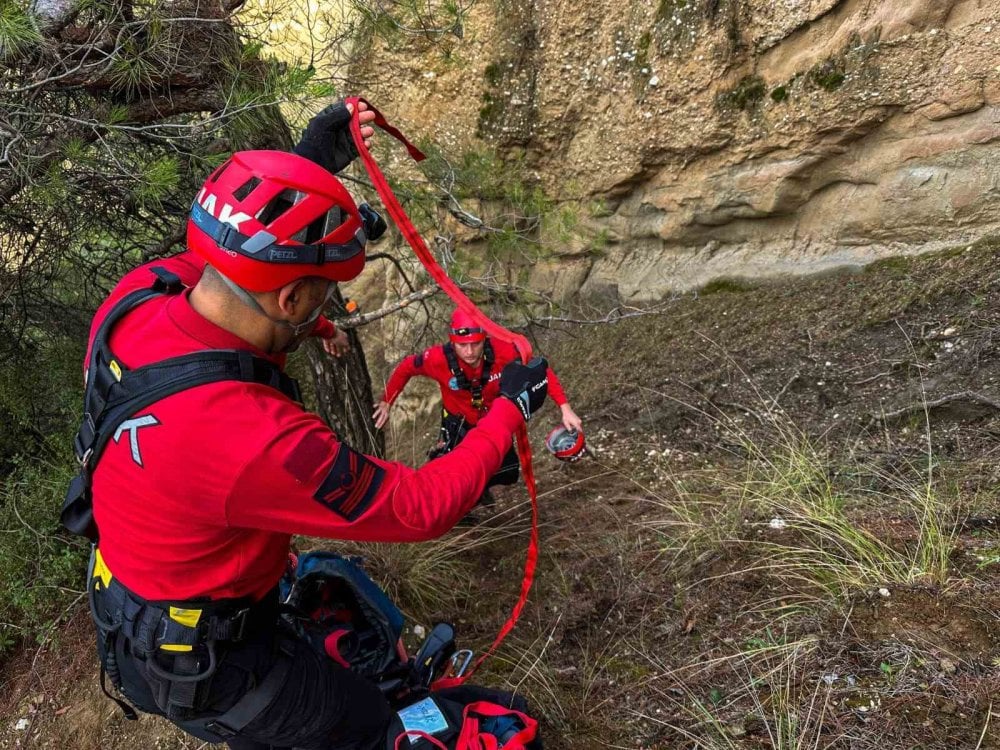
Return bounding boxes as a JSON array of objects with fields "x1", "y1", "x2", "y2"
[
  {"x1": 373, "y1": 309, "x2": 582, "y2": 490},
  {"x1": 62, "y1": 100, "x2": 550, "y2": 750}
]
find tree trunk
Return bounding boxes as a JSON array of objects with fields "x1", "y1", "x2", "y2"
[
  {"x1": 306, "y1": 286, "x2": 385, "y2": 457},
  {"x1": 255, "y1": 117, "x2": 383, "y2": 456}
]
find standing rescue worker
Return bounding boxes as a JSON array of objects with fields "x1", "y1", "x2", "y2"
[
  {"x1": 65, "y1": 101, "x2": 550, "y2": 750},
  {"x1": 373, "y1": 309, "x2": 581, "y2": 488}
]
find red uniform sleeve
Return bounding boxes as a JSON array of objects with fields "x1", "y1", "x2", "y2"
[
  {"x1": 226, "y1": 396, "x2": 524, "y2": 542},
  {"x1": 312, "y1": 317, "x2": 336, "y2": 339},
  {"x1": 545, "y1": 365, "x2": 568, "y2": 406},
  {"x1": 382, "y1": 346, "x2": 443, "y2": 404}
]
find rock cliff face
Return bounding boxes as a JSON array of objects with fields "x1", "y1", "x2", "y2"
[{"x1": 357, "y1": 0, "x2": 1000, "y2": 302}]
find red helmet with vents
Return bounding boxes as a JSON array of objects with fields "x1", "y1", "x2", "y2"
[
  {"x1": 545, "y1": 426, "x2": 586, "y2": 462},
  {"x1": 448, "y1": 308, "x2": 486, "y2": 344},
  {"x1": 187, "y1": 150, "x2": 368, "y2": 292}
]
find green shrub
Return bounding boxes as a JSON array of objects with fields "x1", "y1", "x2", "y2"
[
  {"x1": 0, "y1": 335, "x2": 88, "y2": 657},
  {"x1": 0, "y1": 452, "x2": 88, "y2": 656}
]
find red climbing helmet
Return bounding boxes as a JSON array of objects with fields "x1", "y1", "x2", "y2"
[
  {"x1": 546, "y1": 426, "x2": 586, "y2": 462},
  {"x1": 449, "y1": 308, "x2": 486, "y2": 344},
  {"x1": 187, "y1": 150, "x2": 372, "y2": 292}
]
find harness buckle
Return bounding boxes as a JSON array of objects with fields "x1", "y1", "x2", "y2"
[
  {"x1": 229, "y1": 608, "x2": 250, "y2": 642},
  {"x1": 79, "y1": 447, "x2": 93, "y2": 468},
  {"x1": 204, "y1": 719, "x2": 238, "y2": 740}
]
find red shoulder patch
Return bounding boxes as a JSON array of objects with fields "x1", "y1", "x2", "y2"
[{"x1": 282, "y1": 431, "x2": 330, "y2": 484}]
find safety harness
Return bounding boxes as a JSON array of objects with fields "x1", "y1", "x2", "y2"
[
  {"x1": 62, "y1": 266, "x2": 301, "y2": 541},
  {"x1": 442, "y1": 340, "x2": 495, "y2": 413},
  {"x1": 345, "y1": 98, "x2": 540, "y2": 687},
  {"x1": 62, "y1": 267, "x2": 302, "y2": 735}
]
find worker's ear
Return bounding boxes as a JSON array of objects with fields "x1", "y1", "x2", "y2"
[{"x1": 275, "y1": 278, "x2": 309, "y2": 318}]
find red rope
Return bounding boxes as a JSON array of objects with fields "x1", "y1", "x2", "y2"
[{"x1": 345, "y1": 97, "x2": 539, "y2": 684}]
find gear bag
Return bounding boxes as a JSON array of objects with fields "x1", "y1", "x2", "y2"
[
  {"x1": 388, "y1": 686, "x2": 541, "y2": 750},
  {"x1": 280, "y1": 552, "x2": 405, "y2": 679}
]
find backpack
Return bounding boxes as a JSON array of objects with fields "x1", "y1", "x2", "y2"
[{"x1": 280, "y1": 551, "x2": 405, "y2": 680}]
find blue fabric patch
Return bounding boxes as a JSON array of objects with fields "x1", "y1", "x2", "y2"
[
  {"x1": 448, "y1": 376, "x2": 459, "y2": 391},
  {"x1": 397, "y1": 697, "x2": 449, "y2": 737}
]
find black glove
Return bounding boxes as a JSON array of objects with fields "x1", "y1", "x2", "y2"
[
  {"x1": 499, "y1": 357, "x2": 549, "y2": 422},
  {"x1": 292, "y1": 101, "x2": 358, "y2": 174}
]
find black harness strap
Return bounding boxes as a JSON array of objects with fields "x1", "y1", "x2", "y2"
[
  {"x1": 202, "y1": 641, "x2": 295, "y2": 740},
  {"x1": 62, "y1": 267, "x2": 302, "y2": 541},
  {"x1": 442, "y1": 340, "x2": 494, "y2": 412}
]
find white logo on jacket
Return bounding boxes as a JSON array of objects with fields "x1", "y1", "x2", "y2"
[{"x1": 113, "y1": 414, "x2": 160, "y2": 467}]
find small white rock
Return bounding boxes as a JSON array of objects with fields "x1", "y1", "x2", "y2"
[
  {"x1": 15, "y1": 719, "x2": 29, "y2": 731},
  {"x1": 878, "y1": 587, "x2": 890, "y2": 597},
  {"x1": 412, "y1": 624, "x2": 426, "y2": 639},
  {"x1": 769, "y1": 517, "x2": 787, "y2": 530},
  {"x1": 649, "y1": 75, "x2": 660, "y2": 87}
]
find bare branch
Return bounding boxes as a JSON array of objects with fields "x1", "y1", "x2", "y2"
[{"x1": 334, "y1": 287, "x2": 439, "y2": 329}]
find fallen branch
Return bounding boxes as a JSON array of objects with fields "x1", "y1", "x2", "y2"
[
  {"x1": 874, "y1": 391, "x2": 1000, "y2": 423},
  {"x1": 334, "y1": 286, "x2": 439, "y2": 329},
  {"x1": 771, "y1": 370, "x2": 800, "y2": 408}
]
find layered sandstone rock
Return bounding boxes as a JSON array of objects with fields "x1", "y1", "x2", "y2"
[{"x1": 357, "y1": 0, "x2": 1000, "y2": 302}]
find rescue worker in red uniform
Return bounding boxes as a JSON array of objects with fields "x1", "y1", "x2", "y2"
[
  {"x1": 373, "y1": 309, "x2": 582, "y2": 489},
  {"x1": 67, "y1": 101, "x2": 550, "y2": 750}
]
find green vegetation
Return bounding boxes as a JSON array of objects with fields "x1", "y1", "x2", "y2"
[
  {"x1": 699, "y1": 277, "x2": 756, "y2": 295},
  {"x1": 808, "y1": 58, "x2": 846, "y2": 91},
  {"x1": 415, "y1": 142, "x2": 554, "y2": 269},
  {"x1": 770, "y1": 85, "x2": 788, "y2": 103},
  {"x1": 349, "y1": 0, "x2": 467, "y2": 48},
  {"x1": 0, "y1": 337, "x2": 87, "y2": 657},
  {"x1": 0, "y1": 0, "x2": 41, "y2": 60},
  {"x1": 716, "y1": 75, "x2": 766, "y2": 112},
  {"x1": 735, "y1": 435, "x2": 957, "y2": 615}
]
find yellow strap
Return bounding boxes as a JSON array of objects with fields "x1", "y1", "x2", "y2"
[
  {"x1": 169, "y1": 606, "x2": 202, "y2": 628},
  {"x1": 92, "y1": 548, "x2": 113, "y2": 588}
]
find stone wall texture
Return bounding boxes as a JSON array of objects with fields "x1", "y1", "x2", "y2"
[{"x1": 357, "y1": 0, "x2": 1000, "y2": 302}]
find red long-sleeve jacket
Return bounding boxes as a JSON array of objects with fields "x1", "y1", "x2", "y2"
[
  {"x1": 382, "y1": 340, "x2": 568, "y2": 426},
  {"x1": 88, "y1": 252, "x2": 523, "y2": 603}
]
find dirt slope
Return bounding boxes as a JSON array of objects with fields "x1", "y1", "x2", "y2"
[{"x1": 4, "y1": 239, "x2": 1000, "y2": 748}]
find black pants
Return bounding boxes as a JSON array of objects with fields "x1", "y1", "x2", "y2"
[
  {"x1": 430, "y1": 413, "x2": 519, "y2": 488},
  {"x1": 104, "y1": 609, "x2": 391, "y2": 750}
]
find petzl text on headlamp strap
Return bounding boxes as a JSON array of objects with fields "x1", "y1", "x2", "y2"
[{"x1": 344, "y1": 96, "x2": 539, "y2": 686}]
